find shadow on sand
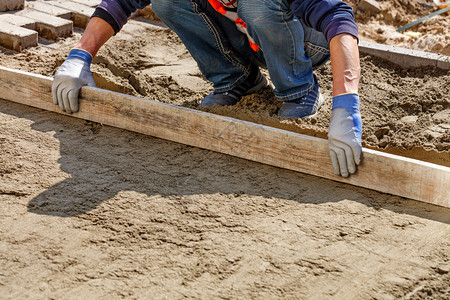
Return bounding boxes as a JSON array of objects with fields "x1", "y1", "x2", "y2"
[{"x1": 1, "y1": 99, "x2": 448, "y2": 224}]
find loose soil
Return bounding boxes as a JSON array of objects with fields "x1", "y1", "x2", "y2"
[
  {"x1": 0, "y1": 4, "x2": 449, "y2": 299},
  {"x1": 349, "y1": 0, "x2": 450, "y2": 56}
]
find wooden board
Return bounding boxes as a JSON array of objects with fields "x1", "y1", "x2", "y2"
[{"x1": 0, "y1": 66, "x2": 449, "y2": 207}]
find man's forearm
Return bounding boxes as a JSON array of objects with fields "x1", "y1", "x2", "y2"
[
  {"x1": 329, "y1": 33, "x2": 360, "y2": 96},
  {"x1": 75, "y1": 17, "x2": 115, "y2": 56}
]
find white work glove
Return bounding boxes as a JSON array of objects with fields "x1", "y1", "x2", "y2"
[
  {"x1": 52, "y1": 48, "x2": 96, "y2": 113},
  {"x1": 328, "y1": 93, "x2": 362, "y2": 177}
]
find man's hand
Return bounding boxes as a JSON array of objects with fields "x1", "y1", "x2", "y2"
[
  {"x1": 52, "y1": 49, "x2": 96, "y2": 113},
  {"x1": 328, "y1": 93, "x2": 362, "y2": 177}
]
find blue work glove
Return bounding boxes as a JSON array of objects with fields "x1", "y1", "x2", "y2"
[
  {"x1": 328, "y1": 93, "x2": 362, "y2": 177},
  {"x1": 52, "y1": 49, "x2": 96, "y2": 113}
]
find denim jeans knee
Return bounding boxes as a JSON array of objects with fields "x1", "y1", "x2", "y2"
[
  {"x1": 151, "y1": 0, "x2": 175, "y2": 20},
  {"x1": 301, "y1": 21, "x2": 330, "y2": 69},
  {"x1": 236, "y1": 0, "x2": 330, "y2": 101},
  {"x1": 151, "y1": 0, "x2": 259, "y2": 92},
  {"x1": 153, "y1": 0, "x2": 330, "y2": 100}
]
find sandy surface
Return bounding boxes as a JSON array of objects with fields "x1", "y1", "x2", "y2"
[
  {"x1": 1, "y1": 99, "x2": 449, "y2": 299},
  {"x1": 349, "y1": 0, "x2": 450, "y2": 56},
  {"x1": 0, "y1": 3, "x2": 450, "y2": 299}
]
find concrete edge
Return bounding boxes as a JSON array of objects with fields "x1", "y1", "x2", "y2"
[{"x1": 359, "y1": 40, "x2": 450, "y2": 70}]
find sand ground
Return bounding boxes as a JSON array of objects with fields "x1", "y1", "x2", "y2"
[
  {"x1": 1, "y1": 99, "x2": 449, "y2": 299},
  {"x1": 349, "y1": 0, "x2": 450, "y2": 56},
  {"x1": 0, "y1": 2, "x2": 449, "y2": 299}
]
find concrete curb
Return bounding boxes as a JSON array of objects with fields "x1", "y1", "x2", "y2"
[{"x1": 359, "y1": 41, "x2": 450, "y2": 70}]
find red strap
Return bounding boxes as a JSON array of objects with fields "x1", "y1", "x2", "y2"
[
  {"x1": 207, "y1": 0, "x2": 227, "y2": 15},
  {"x1": 235, "y1": 18, "x2": 246, "y2": 28},
  {"x1": 249, "y1": 41, "x2": 259, "y2": 51}
]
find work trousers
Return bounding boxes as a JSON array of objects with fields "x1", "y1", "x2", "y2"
[{"x1": 151, "y1": 0, "x2": 330, "y2": 101}]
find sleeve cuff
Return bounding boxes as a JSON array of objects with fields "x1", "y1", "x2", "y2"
[
  {"x1": 68, "y1": 48, "x2": 93, "y2": 65},
  {"x1": 332, "y1": 93, "x2": 360, "y2": 111},
  {"x1": 324, "y1": 18, "x2": 359, "y2": 44},
  {"x1": 95, "y1": 0, "x2": 129, "y2": 32},
  {"x1": 92, "y1": 7, "x2": 121, "y2": 34}
]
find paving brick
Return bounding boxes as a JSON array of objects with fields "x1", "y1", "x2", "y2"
[
  {"x1": 16, "y1": 10, "x2": 73, "y2": 40},
  {"x1": 70, "y1": 0, "x2": 101, "y2": 7},
  {"x1": 46, "y1": 1, "x2": 94, "y2": 28},
  {"x1": 0, "y1": 0, "x2": 25, "y2": 12},
  {"x1": 0, "y1": 13, "x2": 36, "y2": 30},
  {"x1": 358, "y1": 0, "x2": 381, "y2": 14},
  {"x1": 26, "y1": 1, "x2": 72, "y2": 20},
  {"x1": 0, "y1": 22, "x2": 38, "y2": 51}
]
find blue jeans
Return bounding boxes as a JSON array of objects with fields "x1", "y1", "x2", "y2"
[{"x1": 151, "y1": 0, "x2": 330, "y2": 101}]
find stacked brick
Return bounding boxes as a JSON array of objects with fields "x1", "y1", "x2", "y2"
[
  {"x1": 0, "y1": 0, "x2": 25, "y2": 12},
  {"x1": 0, "y1": 0, "x2": 100, "y2": 51}
]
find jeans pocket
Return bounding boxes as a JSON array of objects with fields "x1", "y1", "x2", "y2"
[{"x1": 305, "y1": 42, "x2": 330, "y2": 69}]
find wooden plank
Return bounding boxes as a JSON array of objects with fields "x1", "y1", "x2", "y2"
[{"x1": 0, "y1": 66, "x2": 449, "y2": 208}]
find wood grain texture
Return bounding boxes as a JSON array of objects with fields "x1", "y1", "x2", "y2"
[{"x1": 0, "y1": 66, "x2": 449, "y2": 207}]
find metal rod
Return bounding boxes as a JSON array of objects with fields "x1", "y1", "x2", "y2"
[{"x1": 397, "y1": 6, "x2": 450, "y2": 32}]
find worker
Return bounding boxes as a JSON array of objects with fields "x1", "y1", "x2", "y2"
[{"x1": 52, "y1": 0, "x2": 362, "y2": 177}]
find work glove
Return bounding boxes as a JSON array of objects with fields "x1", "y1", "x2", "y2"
[
  {"x1": 328, "y1": 93, "x2": 362, "y2": 177},
  {"x1": 52, "y1": 48, "x2": 96, "y2": 113}
]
